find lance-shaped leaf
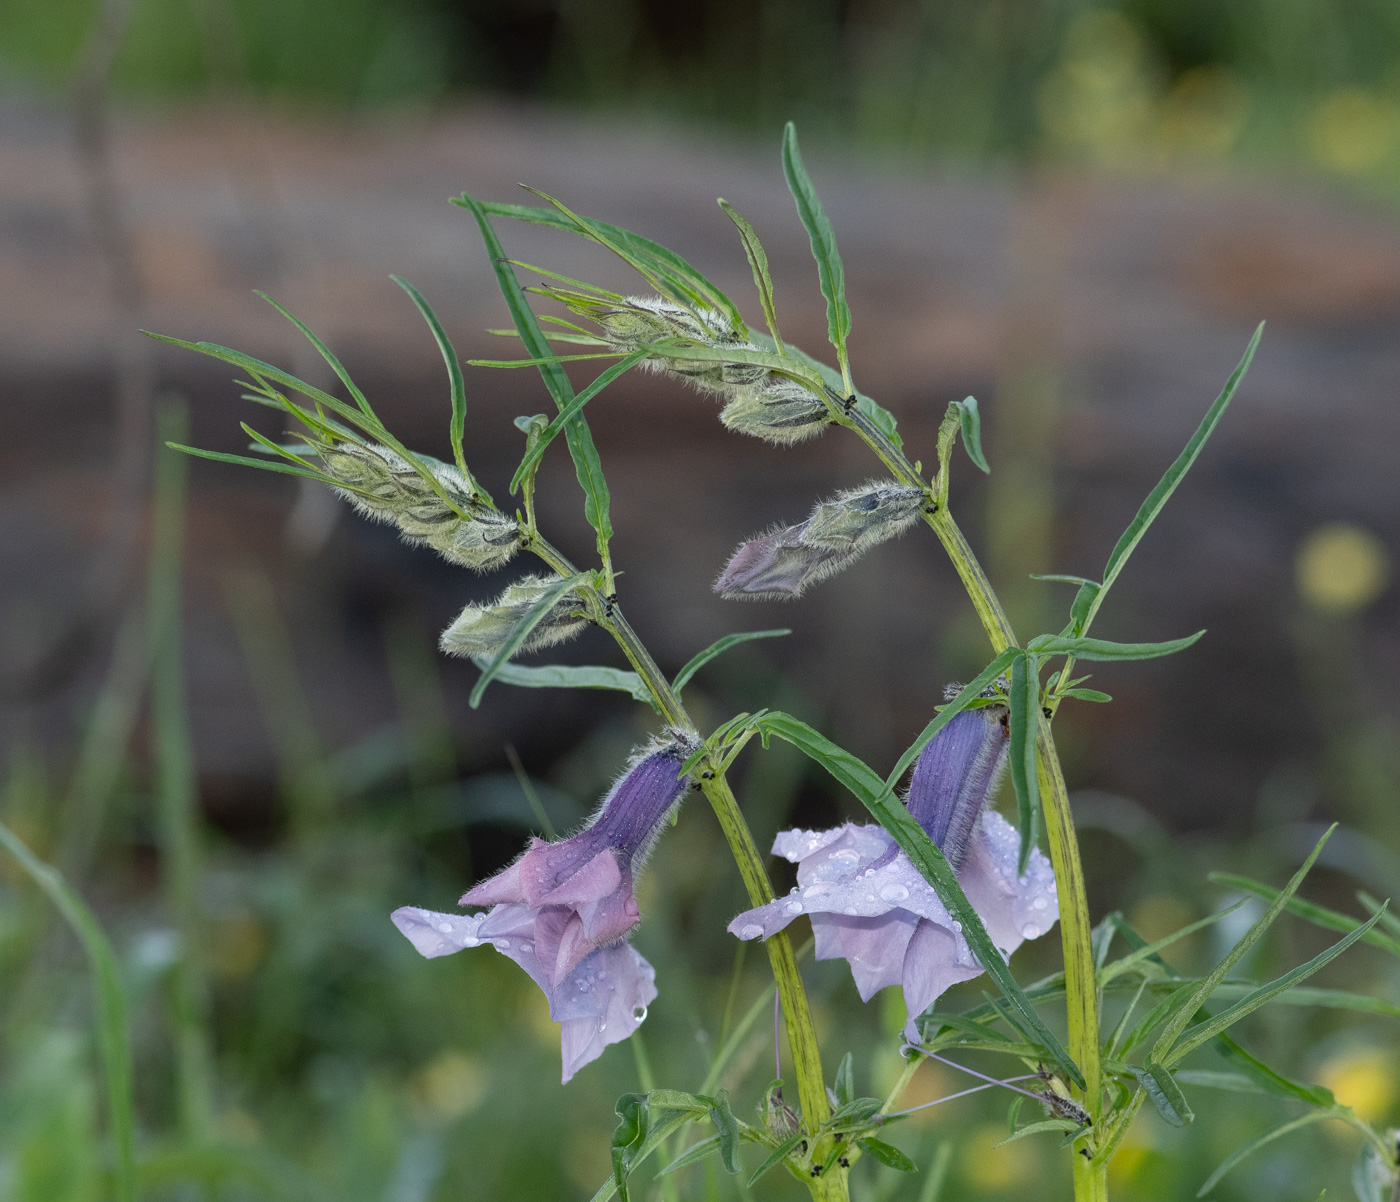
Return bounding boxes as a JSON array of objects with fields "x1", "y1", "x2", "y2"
[
  {"x1": 461, "y1": 195, "x2": 614, "y2": 569},
  {"x1": 672, "y1": 629, "x2": 791, "y2": 692},
  {"x1": 719, "y1": 198, "x2": 784, "y2": 352},
  {"x1": 745, "y1": 1133, "x2": 807, "y2": 1188},
  {"x1": 391, "y1": 276, "x2": 472, "y2": 485},
  {"x1": 1134, "y1": 1061, "x2": 1194, "y2": 1126},
  {"x1": 1151, "y1": 826, "x2": 1335, "y2": 1063},
  {"x1": 833, "y1": 1051, "x2": 855, "y2": 1107},
  {"x1": 1027, "y1": 632, "x2": 1205, "y2": 661},
  {"x1": 1163, "y1": 905, "x2": 1386, "y2": 1065},
  {"x1": 1214, "y1": 1032, "x2": 1335, "y2": 1106},
  {"x1": 472, "y1": 660, "x2": 655, "y2": 708},
  {"x1": 752, "y1": 711, "x2": 1084, "y2": 1089},
  {"x1": 954, "y1": 396, "x2": 990, "y2": 473},
  {"x1": 469, "y1": 573, "x2": 590, "y2": 708},
  {"x1": 1209, "y1": 871, "x2": 1400, "y2": 960},
  {"x1": 782, "y1": 123, "x2": 853, "y2": 389},
  {"x1": 1080, "y1": 324, "x2": 1262, "y2": 636},
  {"x1": 857, "y1": 1137, "x2": 917, "y2": 1172},
  {"x1": 1008, "y1": 653, "x2": 1041, "y2": 875}
]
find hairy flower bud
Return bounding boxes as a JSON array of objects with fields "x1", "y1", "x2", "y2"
[
  {"x1": 714, "y1": 482, "x2": 924, "y2": 600},
  {"x1": 439, "y1": 574, "x2": 588, "y2": 659},
  {"x1": 391, "y1": 737, "x2": 693, "y2": 1081},
  {"x1": 906, "y1": 703, "x2": 1009, "y2": 870},
  {"x1": 719, "y1": 377, "x2": 829, "y2": 445},
  {"x1": 317, "y1": 440, "x2": 521, "y2": 571},
  {"x1": 564, "y1": 294, "x2": 766, "y2": 393}
]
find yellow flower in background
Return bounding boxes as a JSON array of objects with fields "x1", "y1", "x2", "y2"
[
  {"x1": 1307, "y1": 90, "x2": 1400, "y2": 175},
  {"x1": 1296, "y1": 523, "x2": 1391, "y2": 613},
  {"x1": 412, "y1": 1050, "x2": 487, "y2": 1122},
  {"x1": 963, "y1": 1120, "x2": 1042, "y2": 1191},
  {"x1": 1317, "y1": 1047, "x2": 1397, "y2": 1121}
]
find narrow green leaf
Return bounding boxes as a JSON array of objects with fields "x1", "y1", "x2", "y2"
[
  {"x1": 1134, "y1": 1061, "x2": 1194, "y2": 1126},
  {"x1": 1069, "y1": 582, "x2": 1100, "y2": 633},
  {"x1": 857, "y1": 1137, "x2": 917, "y2": 1172},
  {"x1": 1173, "y1": 1070, "x2": 1269, "y2": 1094},
  {"x1": 768, "y1": 336, "x2": 902, "y2": 448},
  {"x1": 1195, "y1": 1109, "x2": 1342, "y2": 1197},
  {"x1": 1099, "y1": 904, "x2": 1244, "y2": 984},
  {"x1": 719, "y1": 199, "x2": 785, "y2": 352},
  {"x1": 167, "y1": 443, "x2": 350, "y2": 490},
  {"x1": 1215, "y1": 1032, "x2": 1335, "y2": 1106},
  {"x1": 1030, "y1": 574, "x2": 1099, "y2": 587},
  {"x1": 1027, "y1": 632, "x2": 1206, "y2": 661},
  {"x1": 834, "y1": 1052, "x2": 855, "y2": 1107},
  {"x1": 509, "y1": 348, "x2": 653, "y2": 494},
  {"x1": 1151, "y1": 825, "x2": 1335, "y2": 1062},
  {"x1": 1091, "y1": 324, "x2": 1262, "y2": 634},
  {"x1": 0, "y1": 821, "x2": 136, "y2": 1202},
  {"x1": 658, "y1": 1135, "x2": 722, "y2": 1176},
  {"x1": 1120, "y1": 981, "x2": 1198, "y2": 1058},
  {"x1": 755, "y1": 711, "x2": 1084, "y2": 1089},
  {"x1": 884, "y1": 648, "x2": 1020, "y2": 791},
  {"x1": 1061, "y1": 688, "x2": 1112, "y2": 703},
  {"x1": 1165, "y1": 906, "x2": 1386, "y2": 1065},
  {"x1": 994, "y1": 1119, "x2": 1082, "y2": 1147},
  {"x1": 1210, "y1": 872, "x2": 1400, "y2": 960},
  {"x1": 745, "y1": 1133, "x2": 806, "y2": 1188},
  {"x1": 954, "y1": 396, "x2": 990, "y2": 473},
  {"x1": 709, "y1": 1090, "x2": 741, "y2": 1174},
  {"x1": 390, "y1": 276, "x2": 471, "y2": 482},
  {"x1": 1008, "y1": 654, "x2": 1041, "y2": 875},
  {"x1": 781, "y1": 123, "x2": 853, "y2": 388},
  {"x1": 672, "y1": 628, "x2": 791, "y2": 692},
  {"x1": 256, "y1": 290, "x2": 373, "y2": 417},
  {"x1": 460, "y1": 195, "x2": 614, "y2": 565},
  {"x1": 475, "y1": 195, "x2": 745, "y2": 332},
  {"x1": 469, "y1": 574, "x2": 588, "y2": 709},
  {"x1": 1359, "y1": 890, "x2": 1400, "y2": 939},
  {"x1": 470, "y1": 659, "x2": 654, "y2": 707}
]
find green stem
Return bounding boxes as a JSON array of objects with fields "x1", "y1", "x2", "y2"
[{"x1": 523, "y1": 534, "x2": 840, "y2": 1196}]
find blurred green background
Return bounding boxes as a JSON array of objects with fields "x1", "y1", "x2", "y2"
[{"x1": 1, "y1": 2, "x2": 1399, "y2": 1200}]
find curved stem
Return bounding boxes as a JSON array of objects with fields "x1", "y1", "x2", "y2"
[{"x1": 524, "y1": 532, "x2": 838, "y2": 1192}]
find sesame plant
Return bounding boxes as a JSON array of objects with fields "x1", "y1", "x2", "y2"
[{"x1": 151, "y1": 124, "x2": 1400, "y2": 1202}]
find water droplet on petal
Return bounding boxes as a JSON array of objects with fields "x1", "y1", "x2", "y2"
[
  {"x1": 1022, "y1": 924, "x2": 1040, "y2": 939},
  {"x1": 952, "y1": 921, "x2": 962, "y2": 932},
  {"x1": 785, "y1": 899, "x2": 803, "y2": 915},
  {"x1": 805, "y1": 882, "x2": 830, "y2": 898},
  {"x1": 578, "y1": 979, "x2": 588, "y2": 990},
  {"x1": 1032, "y1": 897, "x2": 1047, "y2": 910},
  {"x1": 863, "y1": 869, "x2": 875, "y2": 877},
  {"x1": 521, "y1": 941, "x2": 534, "y2": 952},
  {"x1": 880, "y1": 883, "x2": 909, "y2": 903},
  {"x1": 438, "y1": 922, "x2": 453, "y2": 933},
  {"x1": 829, "y1": 849, "x2": 861, "y2": 875},
  {"x1": 496, "y1": 939, "x2": 510, "y2": 950},
  {"x1": 598, "y1": 1021, "x2": 607, "y2": 1032},
  {"x1": 632, "y1": 1005, "x2": 648, "y2": 1023},
  {"x1": 740, "y1": 923, "x2": 764, "y2": 940}
]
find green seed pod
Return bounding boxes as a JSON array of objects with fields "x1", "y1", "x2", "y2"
[
  {"x1": 802, "y1": 483, "x2": 924, "y2": 553},
  {"x1": 719, "y1": 378, "x2": 829, "y2": 445},
  {"x1": 439, "y1": 575, "x2": 588, "y2": 659}
]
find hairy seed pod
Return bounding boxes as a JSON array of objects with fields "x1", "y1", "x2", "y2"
[
  {"x1": 439, "y1": 574, "x2": 588, "y2": 659},
  {"x1": 719, "y1": 377, "x2": 829, "y2": 444},
  {"x1": 714, "y1": 482, "x2": 923, "y2": 600}
]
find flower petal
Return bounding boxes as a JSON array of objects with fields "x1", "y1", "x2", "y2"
[
  {"x1": 551, "y1": 943, "x2": 658, "y2": 1083},
  {"x1": 811, "y1": 912, "x2": 918, "y2": 1001},
  {"x1": 391, "y1": 906, "x2": 487, "y2": 958}
]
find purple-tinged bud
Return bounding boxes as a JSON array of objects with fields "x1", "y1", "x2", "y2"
[
  {"x1": 390, "y1": 738, "x2": 692, "y2": 1082},
  {"x1": 719, "y1": 378, "x2": 829, "y2": 445},
  {"x1": 906, "y1": 705, "x2": 1009, "y2": 870},
  {"x1": 438, "y1": 574, "x2": 587, "y2": 660},
  {"x1": 714, "y1": 482, "x2": 924, "y2": 600}
]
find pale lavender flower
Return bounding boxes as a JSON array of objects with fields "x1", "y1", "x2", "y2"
[
  {"x1": 390, "y1": 739, "x2": 690, "y2": 1081},
  {"x1": 728, "y1": 706, "x2": 1056, "y2": 1039}
]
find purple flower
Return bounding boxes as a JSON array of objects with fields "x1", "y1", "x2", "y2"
[
  {"x1": 391, "y1": 739, "x2": 690, "y2": 1081},
  {"x1": 727, "y1": 706, "x2": 1056, "y2": 1039}
]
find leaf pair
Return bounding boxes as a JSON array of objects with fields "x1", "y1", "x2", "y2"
[{"x1": 605, "y1": 1088, "x2": 741, "y2": 1202}]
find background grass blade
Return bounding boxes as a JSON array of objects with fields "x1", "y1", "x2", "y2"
[{"x1": 0, "y1": 820, "x2": 137, "y2": 1202}]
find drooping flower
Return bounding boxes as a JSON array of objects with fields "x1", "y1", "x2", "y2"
[
  {"x1": 728, "y1": 706, "x2": 1056, "y2": 1039},
  {"x1": 714, "y1": 482, "x2": 924, "y2": 600},
  {"x1": 391, "y1": 738, "x2": 692, "y2": 1081}
]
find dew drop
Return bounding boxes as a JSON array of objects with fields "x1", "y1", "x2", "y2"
[
  {"x1": 496, "y1": 939, "x2": 510, "y2": 950},
  {"x1": 438, "y1": 922, "x2": 454, "y2": 933},
  {"x1": 805, "y1": 882, "x2": 830, "y2": 897},
  {"x1": 952, "y1": 921, "x2": 962, "y2": 932},
  {"x1": 829, "y1": 849, "x2": 860, "y2": 875},
  {"x1": 844, "y1": 906, "x2": 858, "y2": 916},
  {"x1": 632, "y1": 1005, "x2": 648, "y2": 1023},
  {"x1": 785, "y1": 899, "x2": 803, "y2": 915},
  {"x1": 863, "y1": 869, "x2": 876, "y2": 878},
  {"x1": 880, "y1": 883, "x2": 910, "y2": 903},
  {"x1": 1032, "y1": 897, "x2": 1048, "y2": 910},
  {"x1": 578, "y1": 979, "x2": 588, "y2": 991},
  {"x1": 1022, "y1": 924, "x2": 1040, "y2": 939},
  {"x1": 598, "y1": 1021, "x2": 607, "y2": 1032},
  {"x1": 740, "y1": 923, "x2": 764, "y2": 940},
  {"x1": 521, "y1": 941, "x2": 534, "y2": 952}
]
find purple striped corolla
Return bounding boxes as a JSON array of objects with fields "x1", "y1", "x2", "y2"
[
  {"x1": 392, "y1": 740, "x2": 690, "y2": 1082},
  {"x1": 727, "y1": 707, "x2": 1057, "y2": 1040}
]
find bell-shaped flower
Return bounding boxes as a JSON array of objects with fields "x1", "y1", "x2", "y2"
[
  {"x1": 391, "y1": 738, "x2": 691, "y2": 1081},
  {"x1": 727, "y1": 707, "x2": 1056, "y2": 1039}
]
